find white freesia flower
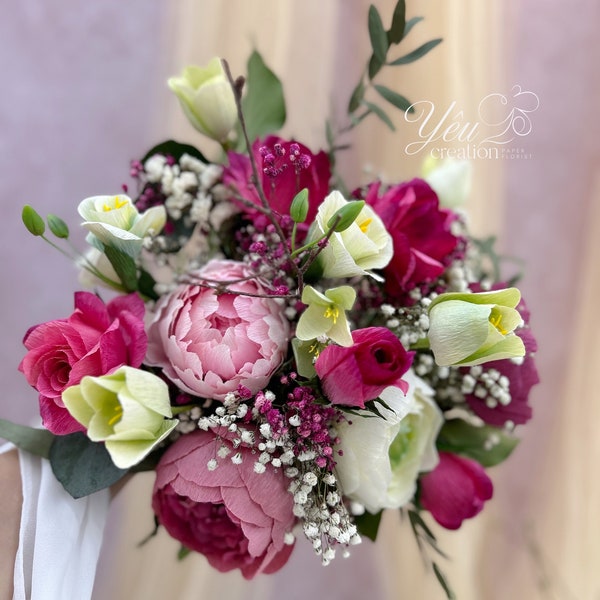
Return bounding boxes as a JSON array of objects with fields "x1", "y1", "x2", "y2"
[
  {"x1": 308, "y1": 190, "x2": 393, "y2": 280},
  {"x1": 168, "y1": 59, "x2": 237, "y2": 143},
  {"x1": 334, "y1": 370, "x2": 443, "y2": 513},
  {"x1": 422, "y1": 156, "x2": 472, "y2": 208},
  {"x1": 78, "y1": 194, "x2": 166, "y2": 258}
]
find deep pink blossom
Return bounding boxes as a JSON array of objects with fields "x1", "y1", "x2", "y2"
[
  {"x1": 152, "y1": 429, "x2": 295, "y2": 579},
  {"x1": 223, "y1": 136, "x2": 330, "y2": 227},
  {"x1": 314, "y1": 327, "x2": 413, "y2": 408},
  {"x1": 419, "y1": 452, "x2": 493, "y2": 529},
  {"x1": 364, "y1": 179, "x2": 460, "y2": 295},
  {"x1": 146, "y1": 260, "x2": 290, "y2": 400},
  {"x1": 19, "y1": 292, "x2": 147, "y2": 434}
]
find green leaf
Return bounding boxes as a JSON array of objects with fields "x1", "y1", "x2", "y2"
[
  {"x1": 140, "y1": 139, "x2": 208, "y2": 165},
  {"x1": 408, "y1": 509, "x2": 437, "y2": 544},
  {"x1": 368, "y1": 53, "x2": 384, "y2": 80},
  {"x1": 387, "y1": 0, "x2": 406, "y2": 44},
  {"x1": 368, "y1": 5, "x2": 389, "y2": 63},
  {"x1": 348, "y1": 78, "x2": 366, "y2": 113},
  {"x1": 354, "y1": 509, "x2": 383, "y2": 541},
  {"x1": 403, "y1": 16, "x2": 424, "y2": 38},
  {"x1": 137, "y1": 268, "x2": 159, "y2": 301},
  {"x1": 290, "y1": 188, "x2": 309, "y2": 223},
  {"x1": 22, "y1": 205, "x2": 46, "y2": 236},
  {"x1": 46, "y1": 214, "x2": 70, "y2": 238},
  {"x1": 178, "y1": 545, "x2": 192, "y2": 560},
  {"x1": 327, "y1": 200, "x2": 365, "y2": 232},
  {"x1": 49, "y1": 432, "x2": 128, "y2": 498},
  {"x1": 374, "y1": 84, "x2": 414, "y2": 113},
  {"x1": 433, "y1": 563, "x2": 457, "y2": 600},
  {"x1": 0, "y1": 418, "x2": 55, "y2": 458},
  {"x1": 325, "y1": 119, "x2": 335, "y2": 149},
  {"x1": 362, "y1": 100, "x2": 395, "y2": 131},
  {"x1": 436, "y1": 420, "x2": 519, "y2": 467},
  {"x1": 104, "y1": 246, "x2": 138, "y2": 292},
  {"x1": 389, "y1": 38, "x2": 443, "y2": 65},
  {"x1": 241, "y1": 50, "x2": 286, "y2": 143}
]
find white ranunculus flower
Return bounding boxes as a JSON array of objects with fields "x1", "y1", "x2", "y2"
[
  {"x1": 308, "y1": 190, "x2": 393, "y2": 280},
  {"x1": 334, "y1": 370, "x2": 443, "y2": 513},
  {"x1": 78, "y1": 194, "x2": 166, "y2": 258}
]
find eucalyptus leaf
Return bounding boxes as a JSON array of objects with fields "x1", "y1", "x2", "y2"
[
  {"x1": 104, "y1": 245, "x2": 138, "y2": 292},
  {"x1": 389, "y1": 38, "x2": 443, "y2": 65},
  {"x1": 368, "y1": 5, "x2": 389, "y2": 63},
  {"x1": 387, "y1": 0, "x2": 406, "y2": 44},
  {"x1": 22, "y1": 205, "x2": 45, "y2": 236},
  {"x1": 49, "y1": 432, "x2": 128, "y2": 498},
  {"x1": 436, "y1": 420, "x2": 519, "y2": 467},
  {"x1": 354, "y1": 509, "x2": 383, "y2": 541},
  {"x1": 368, "y1": 53, "x2": 384, "y2": 80},
  {"x1": 433, "y1": 563, "x2": 457, "y2": 600},
  {"x1": 241, "y1": 50, "x2": 286, "y2": 143},
  {"x1": 403, "y1": 16, "x2": 424, "y2": 38},
  {"x1": 374, "y1": 84, "x2": 414, "y2": 113},
  {"x1": 348, "y1": 78, "x2": 366, "y2": 113},
  {"x1": 0, "y1": 418, "x2": 55, "y2": 458},
  {"x1": 141, "y1": 139, "x2": 208, "y2": 165},
  {"x1": 362, "y1": 100, "x2": 396, "y2": 131}
]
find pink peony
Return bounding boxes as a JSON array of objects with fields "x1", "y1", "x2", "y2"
[
  {"x1": 419, "y1": 452, "x2": 493, "y2": 529},
  {"x1": 314, "y1": 327, "x2": 413, "y2": 408},
  {"x1": 364, "y1": 179, "x2": 460, "y2": 296},
  {"x1": 19, "y1": 292, "x2": 147, "y2": 435},
  {"x1": 223, "y1": 136, "x2": 330, "y2": 228},
  {"x1": 152, "y1": 428, "x2": 295, "y2": 579},
  {"x1": 146, "y1": 260, "x2": 290, "y2": 400}
]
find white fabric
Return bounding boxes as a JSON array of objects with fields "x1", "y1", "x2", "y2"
[{"x1": 0, "y1": 444, "x2": 109, "y2": 600}]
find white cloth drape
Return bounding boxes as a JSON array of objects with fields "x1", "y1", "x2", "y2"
[{"x1": 0, "y1": 445, "x2": 109, "y2": 600}]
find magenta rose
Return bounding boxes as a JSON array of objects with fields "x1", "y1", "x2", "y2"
[
  {"x1": 364, "y1": 179, "x2": 460, "y2": 296},
  {"x1": 152, "y1": 428, "x2": 296, "y2": 579},
  {"x1": 419, "y1": 452, "x2": 493, "y2": 530},
  {"x1": 314, "y1": 327, "x2": 413, "y2": 408},
  {"x1": 19, "y1": 292, "x2": 147, "y2": 434},
  {"x1": 223, "y1": 136, "x2": 330, "y2": 228},
  {"x1": 146, "y1": 260, "x2": 290, "y2": 400}
]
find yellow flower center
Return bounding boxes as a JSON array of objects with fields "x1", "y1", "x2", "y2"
[
  {"x1": 103, "y1": 196, "x2": 129, "y2": 212},
  {"x1": 308, "y1": 342, "x2": 321, "y2": 358},
  {"x1": 324, "y1": 304, "x2": 339, "y2": 324},
  {"x1": 489, "y1": 308, "x2": 508, "y2": 335},
  {"x1": 359, "y1": 217, "x2": 372, "y2": 233},
  {"x1": 107, "y1": 402, "x2": 124, "y2": 427}
]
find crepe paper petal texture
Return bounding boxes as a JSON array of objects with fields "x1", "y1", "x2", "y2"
[
  {"x1": 296, "y1": 285, "x2": 356, "y2": 347},
  {"x1": 168, "y1": 59, "x2": 238, "y2": 142},
  {"x1": 152, "y1": 428, "x2": 295, "y2": 579},
  {"x1": 427, "y1": 288, "x2": 526, "y2": 366},
  {"x1": 62, "y1": 366, "x2": 177, "y2": 469}
]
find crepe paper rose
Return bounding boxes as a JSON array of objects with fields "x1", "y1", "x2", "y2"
[
  {"x1": 19, "y1": 292, "x2": 147, "y2": 435},
  {"x1": 78, "y1": 194, "x2": 166, "y2": 258},
  {"x1": 422, "y1": 156, "x2": 472, "y2": 209},
  {"x1": 152, "y1": 428, "x2": 296, "y2": 579},
  {"x1": 334, "y1": 371, "x2": 442, "y2": 513},
  {"x1": 223, "y1": 136, "x2": 331, "y2": 229},
  {"x1": 146, "y1": 259, "x2": 290, "y2": 400},
  {"x1": 295, "y1": 285, "x2": 356, "y2": 347},
  {"x1": 364, "y1": 179, "x2": 460, "y2": 295},
  {"x1": 419, "y1": 451, "x2": 493, "y2": 530},
  {"x1": 62, "y1": 366, "x2": 178, "y2": 469},
  {"x1": 168, "y1": 59, "x2": 237, "y2": 142},
  {"x1": 315, "y1": 327, "x2": 413, "y2": 408},
  {"x1": 427, "y1": 288, "x2": 526, "y2": 367},
  {"x1": 307, "y1": 190, "x2": 393, "y2": 280}
]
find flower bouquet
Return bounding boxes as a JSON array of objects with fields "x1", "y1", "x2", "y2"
[{"x1": 1, "y1": 3, "x2": 539, "y2": 597}]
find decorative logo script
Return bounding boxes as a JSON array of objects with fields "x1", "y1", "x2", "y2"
[{"x1": 404, "y1": 86, "x2": 540, "y2": 158}]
